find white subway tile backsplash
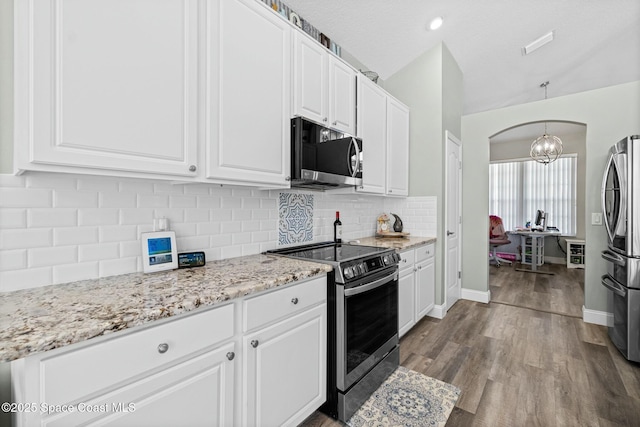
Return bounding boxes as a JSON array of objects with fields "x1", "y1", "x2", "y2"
[
  {"x1": 137, "y1": 195, "x2": 169, "y2": 208},
  {"x1": 100, "y1": 257, "x2": 138, "y2": 278},
  {"x1": 0, "y1": 188, "x2": 52, "y2": 208},
  {"x1": 54, "y1": 227, "x2": 98, "y2": 246},
  {"x1": 1, "y1": 173, "x2": 438, "y2": 291},
  {"x1": 0, "y1": 249, "x2": 27, "y2": 271},
  {"x1": 29, "y1": 246, "x2": 77, "y2": 268},
  {"x1": 79, "y1": 242, "x2": 119, "y2": 262},
  {"x1": 26, "y1": 174, "x2": 77, "y2": 190},
  {"x1": 1, "y1": 228, "x2": 52, "y2": 250},
  {"x1": 99, "y1": 225, "x2": 137, "y2": 243},
  {"x1": 28, "y1": 208, "x2": 77, "y2": 228},
  {"x1": 53, "y1": 262, "x2": 99, "y2": 284},
  {"x1": 0, "y1": 267, "x2": 52, "y2": 292},
  {"x1": 54, "y1": 190, "x2": 98, "y2": 208},
  {"x1": 0, "y1": 208, "x2": 27, "y2": 228},
  {"x1": 169, "y1": 195, "x2": 197, "y2": 209},
  {"x1": 100, "y1": 192, "x2": 137, "y2": 208},
  {"x1": 78, "y1": 208, "x2": 118, "y2": 226}
]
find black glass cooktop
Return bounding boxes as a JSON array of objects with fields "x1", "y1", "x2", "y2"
[{"x1": 267, "y1": 242, "x2": 389, "y2": 264}]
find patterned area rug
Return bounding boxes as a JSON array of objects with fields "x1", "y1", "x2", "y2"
[{"x1": 347, "y1": 366, "x2": 460, "y2": 427}]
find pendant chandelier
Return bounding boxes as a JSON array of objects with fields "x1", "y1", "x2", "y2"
[{"x1": 530, "y1": 81, "x2": 563, "y2": 165}]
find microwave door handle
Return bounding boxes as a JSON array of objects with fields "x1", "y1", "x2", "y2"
[
  {"x1": 601, "y1": 153, "x2": 616, "y2": 243},
  {"x1": 347, "y1": 137, "x2": 360, "y2": 178}
]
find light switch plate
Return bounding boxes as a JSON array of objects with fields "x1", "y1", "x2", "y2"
[{"x1": 592, "y1": 212, "x2": 603, "y2": 225}]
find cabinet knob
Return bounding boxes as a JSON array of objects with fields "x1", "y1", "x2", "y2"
[
  {"x1": 332, "y1": 121, "x2": 337, "y2": 125},
  {"x1": 388, "y1": 189, "x2": 393, "y2": 193},
  {"x1": 291, "y1": 297, "x2": 299, "y2": 305},
  {"x1": 251, "y1": 340, "x2": 259, "y2": 348},
  {"x1": 285, "y1": 176, "x2": 291, "y2": 181},
  {"x1": 226, "y1": 352, "x2": 235, "y2": 361},
  {"x1": 323, "y1": 117, "x2": 328, "y2": 122},
  {"x1": 157, "y1": 343, "x2": 169, "y2": 354},
  {"x1": 189, "y1": 165, "x2": 197, "y2": 172}
]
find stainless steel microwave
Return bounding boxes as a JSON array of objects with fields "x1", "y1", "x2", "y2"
[{"x1": 290, "y1": 117, "x2": 363, "y2": 190}]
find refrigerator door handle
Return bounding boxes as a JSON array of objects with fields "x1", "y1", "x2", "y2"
[
  {"x1": 601, "y1": 249, "x2": 626, "y2": 266},
  {"x1": 601, "y1": 274, "x2": 627, "y2": 298},
  {"x1": 601, "y1": 152, "x2": 616, "y2": 244}
]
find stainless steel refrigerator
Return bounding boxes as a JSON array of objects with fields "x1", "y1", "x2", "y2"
[{"x1": 601, "y1": 134, "x2": 640, "y2": 362}]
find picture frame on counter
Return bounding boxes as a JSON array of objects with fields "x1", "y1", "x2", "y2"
[{"x1": 141, "y1": 231, "x2": 178, "y2": 273}]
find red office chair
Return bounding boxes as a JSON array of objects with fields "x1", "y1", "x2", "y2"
[{"x1": 489, "y1": 215, "x2": 512, "y2": 267}]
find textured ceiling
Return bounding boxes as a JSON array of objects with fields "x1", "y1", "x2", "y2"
[{"x1": 282, "y1": 0, "x2": 640, "y2": 116}]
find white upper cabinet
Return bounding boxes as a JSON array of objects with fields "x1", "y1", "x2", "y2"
[
  {"x1": 386, "y1": 97, "x2": 410, "y2": 196},
  {"x1": 356, "y1": 75, "x2": 410, "y2": 197},
  {"x1": 293, "y1": 32, "x2": 356, "y2": 135},
  {"x1": 14, "y1": 0, "x2": 199, "y2": 178},
  {"x1": 356, "y1": 76, "x2": 387, "y2": 194},
  {"x1": 206, "y1": 0, "x2": 292, "y2": 186}
]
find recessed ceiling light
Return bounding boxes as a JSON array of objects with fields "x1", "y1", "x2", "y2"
[
  {"x1": 429, "y1": 16, "x2": 444, "y2": 31},
  {"x1": 522, "y1": 31, "x2": 555, "y2": 55}
]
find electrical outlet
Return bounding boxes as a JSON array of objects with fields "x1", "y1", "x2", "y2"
[{"x1": 592, "y1": 212, "x2": 603, "y2": 225}]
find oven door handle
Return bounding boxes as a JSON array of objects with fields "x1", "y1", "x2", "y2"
[
  {"x1": 344, "y1": 271, "x2": 398, "y2": 297},
  {"x1": 601, "y1": 274, "x2": 627, "y2": 298}
]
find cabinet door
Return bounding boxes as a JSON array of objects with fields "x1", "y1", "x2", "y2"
[
  {"x1": 243, "y1": 305, "x2": 326, "y2": 427},
  {"x1": 386, "y1": 98, "x2": 410, "y2": 196},
  {"x1": 43, "y1": 344, "x2": 236, "y2": 427},
  {"x1": 328, "y1": 57, "x2": 356, "y2": 135},
  {"x1": 398, "y1": 267, "x2": 416, "y2": 338},
  {"x1": 207, "y1": 0, "x2": 291, "y2": 186},
  {"x1": 14, "y1": 0, "x2": 199, "y2": 178},
  {"x1": 416, "y1": 257, "x2": 435, "y2": 319},
  {"x1": 356, "y1": 75, "x2": 387, "y2": 194},
  {"x1": 293, "y1": 32, "x2": 328, "y2": 125}
]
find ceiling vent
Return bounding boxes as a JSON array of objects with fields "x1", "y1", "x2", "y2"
[{"x1": 522, "y1": 31, "x2": 555, "y2": 55}]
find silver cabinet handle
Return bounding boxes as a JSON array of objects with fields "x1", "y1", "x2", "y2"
[
  {"x1": 323, "y1": 117, "x2": 328, "y2": 122},
  {"x1": 251, "y1": 340, "x2": 259, "y2": 348},
  {"x1": 226, "y1": 352, "x2": 235, "y2": 361},
  {"x1": 189, "y1": 165, "x2": 196, "y2": 172},
  {"x1": 447, "y1": 230, "x2": 454, "y2": 236},
  {"x1": 291, "y1": 297, "x2": 299, "y2": 305},
  {"x1": 157, "y1": 343, "x2": 169, "y2": 354},
  {"x1": 333, "y1": 121, "x2": 337, "y2": 125}
]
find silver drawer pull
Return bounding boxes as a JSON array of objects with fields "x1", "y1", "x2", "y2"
[
  {"x1": 291, "y1": 297, "x2": 299, "y2": 305},
  {"x1": 157, "y1": 343, "x2": 169, "y2": 354},
  {"x1": 226, "y1": 352, "x2": 235, "y2": 361},
  {"x1": 251, "y1": 340, "x2": 259, "y2": 348}
]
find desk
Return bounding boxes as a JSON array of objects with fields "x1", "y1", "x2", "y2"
[{"x1": 509, "y1": 230, "x2": 561, "y2": 274}]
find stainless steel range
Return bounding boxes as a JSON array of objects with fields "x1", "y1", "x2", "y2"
[{"x1": 267, "y1": 242, "x2": 400, "y2": 421}]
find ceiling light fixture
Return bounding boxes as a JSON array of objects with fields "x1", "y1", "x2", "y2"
[
  {"x1": 522, "y1": 30, "x2": 554, "y2": 55},
  {"x1": 530, "y1": 81, "x2": 563, "y2": 165},
  {"x1": 429, "y1": 16, "x2": 444, "y2": 31}
]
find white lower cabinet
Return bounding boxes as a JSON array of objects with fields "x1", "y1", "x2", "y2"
[
  {"x1": 398, "y1": 243, "x2": 436, "y2": 338},
  {"x1": 11, "y1": 276, "x2": 327, "y2": 427}
]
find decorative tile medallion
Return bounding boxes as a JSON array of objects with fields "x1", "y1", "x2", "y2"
[{"x1": 278, "y1": 193, "x2": 314, "y2": 245}]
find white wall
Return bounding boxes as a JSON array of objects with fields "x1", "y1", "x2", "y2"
[{"x1": 462, "y1": 81, "x2": 640, "y2": 314}]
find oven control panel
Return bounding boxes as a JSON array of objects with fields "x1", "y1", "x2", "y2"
[{"x1": 342, "y1": 252, "x2": 400, "y2": 281}]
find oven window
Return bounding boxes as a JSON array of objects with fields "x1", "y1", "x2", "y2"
[{"x1": 345, "y1": 281, "x2": 398, "y2": 376}]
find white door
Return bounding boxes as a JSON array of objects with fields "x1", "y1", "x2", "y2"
[
  {"x1": 445, "y1": 131, "x2": 462, "y2": 311},
  {"x1": 328, "y1": 57, "x2": 356, "y2": 135},
  {"x1": 293, "y1": 31, "x2": 328, "y2": 125},
  {"x1": 386, "y1": 98, "x2": 410, "y2": 196}
]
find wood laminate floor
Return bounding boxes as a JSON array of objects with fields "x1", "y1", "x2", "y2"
[{"x1": 300, "y1": 264, "x2": 640, "y2": 427}]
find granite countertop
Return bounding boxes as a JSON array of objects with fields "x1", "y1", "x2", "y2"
[
  {"x1": 353, "y1": 236, "x2": 437, "y2": 250},
  {"x1": 0, "y1": 255, "x2": 332, "y2": 363}
]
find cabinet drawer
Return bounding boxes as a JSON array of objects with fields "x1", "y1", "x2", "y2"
[
  {"x1": 415, "y1": 243, "x2": 435, "y2": 262},
  {"x1": 243, "y1": 276, "x2": 326, "y2": 332},
  {"x1": 41, "y1": 303, "x2": 234, "y2": 406},
  {"x1": 399, "y1": 249, "x2": 415, "y2": 272}
]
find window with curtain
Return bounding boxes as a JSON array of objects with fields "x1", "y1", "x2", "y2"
[{"x1": 489, "y1": 156, "x2": 577, "y2": 235}]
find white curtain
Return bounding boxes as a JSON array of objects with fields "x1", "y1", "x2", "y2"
[{"x1": 489, "y1": 156, "x2": 577, "y2": 235}]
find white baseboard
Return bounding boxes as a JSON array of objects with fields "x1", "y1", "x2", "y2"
[
  {"x1": 428, "y1": 304, "x2": 446, "y2": 319},
  {"x1": 582, "y1": 306, "x2": 613, "y2": 327},
  {"x1": 461, "y1": 288, "x2": 491, "y2": 304}
]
